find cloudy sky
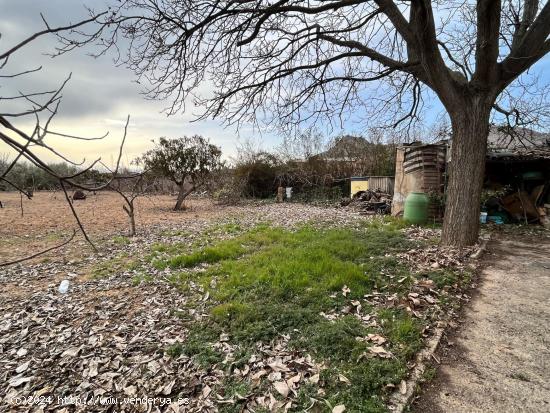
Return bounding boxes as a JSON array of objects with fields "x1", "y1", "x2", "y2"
[
  {"x1": 0, "y1": 0, "x2": 290, "y2": 167},
  {"x1": 1, "y1": 1, "x2": 549, "y2": 168}
]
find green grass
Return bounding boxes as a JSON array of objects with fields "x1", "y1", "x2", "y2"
[
  {"x1": 167, "y1": 327, "x2": 223, "y2": 368},
  {"x1": 421, "y1": 268, "x2": 474, "y2": 289},
  {"x1": 152, "y1": 224, "x2": 285, "y2": 270},
  {"x1": 131, "y1": 272, "x2": 154, "y2": 285},
  {"x1": 217, "y1": 379, "x2": 253, "y2": 413},
  {"x1": 159, "y1": 229, "x2": 191, "y2": 237},
  {"x1": 112, "y1": 235, "x2": 131, "y2": 245},
  {"x1": 156, "y1": 223, "x2": 426, "y2": 411},
  {"x1": 421, "y1": 365, "x2": 437, "y2": 382},
  {"x1": 91, "y1": 254, "x2": 139, "y2": 278},
  {"x1": 208, "y1": 225, "x2": 410, "y2": 303}
]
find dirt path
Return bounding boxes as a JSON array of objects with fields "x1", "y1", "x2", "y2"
[{"x1": 414, "y1": 235, "x2": 550, "y2": 413}]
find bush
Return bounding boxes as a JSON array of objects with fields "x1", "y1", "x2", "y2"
[
  {"x1": 233, "y1": 152, "x2": 281, "y2": 198},
  {"x1": 210, "y1": 169, "x2": 247, "y2": 205}
]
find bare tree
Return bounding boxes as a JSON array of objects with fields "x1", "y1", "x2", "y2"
[
  {"x1": 276, "y1": 129, "x2": 398, "y2": 193},
  {"x1": 107, "y1": 172, "x2": 157, "y2": 236},
  {"x1": 58, "y1": 1, "x2": 550, "y2": 245},
  {"x1": 0, "y1": 12, "x2": 130, "y2": 265}
]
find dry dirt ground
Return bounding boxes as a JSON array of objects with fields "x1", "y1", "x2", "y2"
[
  {"x1": 0, "y1": 197, "x2": 374, "y2": 412},
  {"x1": 0, "y1": 191, "x2": 244, "y2": 263},
  {"x1": 413, "y1": 235, "x2": 550, "y2": 413}
]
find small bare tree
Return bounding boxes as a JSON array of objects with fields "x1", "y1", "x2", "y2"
[
  {"x1": 0, "y1": 12, "x2": 129, "y2": 265},
  {"x1": 107, "y1": 172, "x2": 157, "y2": 236}
]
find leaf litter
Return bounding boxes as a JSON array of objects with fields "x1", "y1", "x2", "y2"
[{"x1": 0, "y1": 204, "x2": 478, "y2": 412}]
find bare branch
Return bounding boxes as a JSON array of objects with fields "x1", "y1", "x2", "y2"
[
  {"x1": 0, "y1": 12, "x2": 107, "y2": 61},
  {"x1": 0, "y1": 230, "x2": 76, "y2": 267}
]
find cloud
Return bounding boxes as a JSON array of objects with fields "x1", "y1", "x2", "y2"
[{"x1": 0, "y1": 0, "x2": 274, "y2": 164}]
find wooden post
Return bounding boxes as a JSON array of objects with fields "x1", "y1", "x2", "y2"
[{"x1": 276, "y1": 186, "x2": 284, "y2": 203}]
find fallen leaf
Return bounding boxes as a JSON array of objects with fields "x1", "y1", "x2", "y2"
[
  {"x1": 368, "y1": 346, "x2": 393, "y2": 358},
  {"x1": 399, "y1": 380, "x2": 407, "y2": 395},
  {"x1": 252, "y1": 369, "x2": 268, "y2": 380},
  {"x1": 16, "y1": 348, "x2": 28, "y2": 357},
  {"x1": 338, "y1": 374, "x2": 350, "y2": 385},
  {"x1": 124, "y1": 385, "x2": 137, "y2": 396},
  {"x1": 286, "y1": 373, "x2": 301, "y2": 388},
  {"x1": 202, "y1": 384, "x2": 212, "y2": 398},
  {"x1": 88, "y1": 360, "x2": 99, "y2": 378},
  {"x1": 273, "y1": 381, "x2": 290, "y2": 398},
  {"x1": 15, "y1": 361, "x2": 30, "y2": 374},
  {"x1": 308, "y1": 373, "x2": 320, "y2": 384},
  {"x1": 161, "y1": 380, "x2": 175, "y2": 395},
  {"x1": 367, "y1": 334, "x2": 387, "y2": 345},
  {"x1": 9, "y1": 376, "x2": 32, "y2": 387},
  {"x1": 61, "y1": 346, "x2": 81, "y2": 357},
  {"x1": 333, "y1": 404, "x2": 346, "y2": 413},
  {"x1": 268, "y1": 359, "x2": 290, "y2": 372}
]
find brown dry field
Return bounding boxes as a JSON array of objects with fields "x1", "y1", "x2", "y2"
[{"x1": 0, "y1": 191, "x2": 238, "y2": 262}]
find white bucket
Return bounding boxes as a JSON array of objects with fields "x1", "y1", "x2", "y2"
[
  {"x1": 480, "y1": 212, "x2": 488, "y2": 224},
  {"x1": 285, "y1": 187, "x2": 292, "y2": 199}
]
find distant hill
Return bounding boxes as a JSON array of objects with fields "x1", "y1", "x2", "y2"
[{"x1": 315, "y1": 135, "x2": 393, "y2": 162}]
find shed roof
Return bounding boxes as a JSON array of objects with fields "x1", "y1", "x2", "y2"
[{"x1": 487, "y1": 126, "x2": 550, "y2": 160}]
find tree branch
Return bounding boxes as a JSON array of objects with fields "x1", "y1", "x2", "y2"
[
  {"x1": 472, "y1": 0, "x2": 502, "y2": 86},
  {"x1": 500, "y1": 1, "x2": 550, "y2": 86},
  {"x1": 0, "y1": 230, "x2": 76, "y2": 267}
]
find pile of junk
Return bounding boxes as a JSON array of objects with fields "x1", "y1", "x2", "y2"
[
  {"x1": 481, "y1": 174, "x2": 549, "y2": 227},
  {"x1": 341, "y1": 189, "x2": 392, "y2": 215},
  {"x1": 482, "y1": 128, "x2": 550, "y2": 227}
]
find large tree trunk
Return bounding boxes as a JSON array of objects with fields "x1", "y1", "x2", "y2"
[
  {"x1": 441, "y1": 100, "x2": 491, "y2": 247},
  {"x1": 174, "y1": 183, "x2": 195, "y2": 211}
]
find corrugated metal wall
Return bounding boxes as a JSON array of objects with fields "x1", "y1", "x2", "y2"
[{"x1": 368, "y1": 176, "x2": 395, "y2": 195}]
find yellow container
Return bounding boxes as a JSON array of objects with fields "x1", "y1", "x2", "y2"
[{"x1": 350, "y1": 177, "x2": 369, "y2": 197}]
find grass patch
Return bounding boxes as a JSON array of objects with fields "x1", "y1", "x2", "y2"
[
  {"x1": 152, "y1": 224, "x2": 285, "y2": 270},
  {"x1": 161, "y1": 223, "x2": 425, "y2": 410},
  {"x1": 91, "y1": 254, "x2": 139, "y2": 278},
  {"x1": 217, "y1": 379, "x2": 252, "y2": 413},
  {"x1": 421, "y1": 365, "x2": 437, "y2": 382},
  {"x1": 422, "y1": 268, "x2": 473, "y2": 289},
  {"x1": 208, "y1": 221, "x2": 243, "y2": 235},
  {"x1": 379, "y1": 309, "x2": 424, "y2": 360},
  {"x1": 131, "y1": 272, "x2": 154, "y2": 285},
  {"x1": 112, "y1": 235, "x2": 131, "y2": 245},
  {"x1": 208, "y1": 226, "x2": 410, "y2": 305},
  {"x1": 159, "y1": 229, "x2": 191, "y2": 237},
  {"x1": 166, "y1": 327, "x2": 223, "y2": 368},
  {"x1": 298, "y1": 315, "x2": 371, "y2": 361}
]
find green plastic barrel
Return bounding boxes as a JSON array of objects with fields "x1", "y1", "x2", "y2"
[{"x1": 403, "y1": 192, "x2": 429, "y2": 225}]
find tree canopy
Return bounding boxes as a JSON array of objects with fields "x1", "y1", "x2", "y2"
[{"x1": 139, "y1": 135, "x2": 223, "y2": 209}]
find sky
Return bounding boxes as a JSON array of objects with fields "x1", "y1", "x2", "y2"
[
  {"x1": 1, "y1": 1, "x2": 549, "y2": 168},
  {"x1": 0, "y1": 0, "x2": 285, "y2": 167}
]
